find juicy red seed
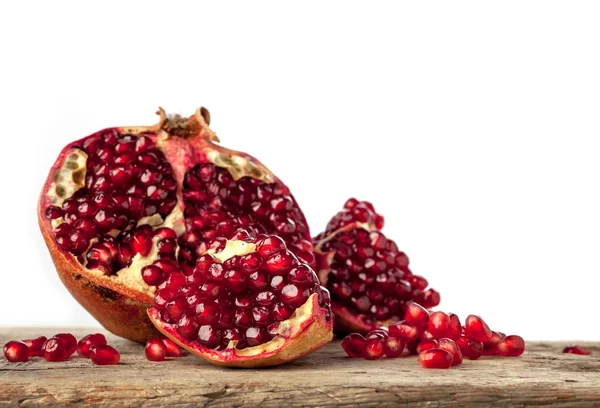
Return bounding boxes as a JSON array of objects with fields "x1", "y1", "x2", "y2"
[
  {"x1": 341, "y1": 333, "x2": 367, "y2": 357},
  {"x1": 418, "y1": 348, "x2": 453, "y2": 369},
  {"x1": 154, "y1": 227, "x2": 177, "y2": 240},
  {"x1": 563, "y1": 345, "x2": 591, "y2": 355},
  {"x1": 3, "y1": 341, "x2": 29, "y2": 362},
  {"x1": 131, "y1": 226, "x2": 153, "y2": 256},
  {"x1": 405, "y1": 302, "x2": 429, "y2": 328},
  {"x1": 383, "y1": 337, "x2": 405, "y2": 358},
  {"x1": 428, "y1": 311, "x2": 450, "y2": 339},
  {"x1": 162, "y1": 338, "x2": 184, "y2": 357},
  {"x1": 446, "y1": 313, "x2": 462, "y2": 340},
  {"x1": 363, "y1": 337, "x2": 385, "y2": 360},
  {"x1": 90, "y1": 345, "x2": 120, "y2": 365},
  {"x1": 145, "y1": 339, "x2": 167, "y2": 361},
  {"x1": 455, "y1": 335, "x2": 484, "y2": 360},
  {"x1": 22, "y1": 336, "x2": 47, "y2": 357},
  {"x1": 177, "y1": 315, "x2": 200, "y2": 340},
  {"x1": 417, "y1": 339, "x2": 439, "y2": 353},
  {"x1": 142, "y1": 265, "x2": 166, "y2": 286},
  {"x1": 54, "y1": 333, "x2": 77, "y2": 356},
  {"x1": 154, "y1": 259, "x2": 181, "y2": 275},
  {"x1": 77, "y1": 333, "x2": 107, "y2": 358},
  {"x1": 257, "y1": 236, "x2": 287, "y2": 258},
  {"x1": 86, "y1": 244, "x2": 113, "y2": 265},
  {"x1": 437, "y1": 338, "x2": 463, "y2": 366},
  {"x1": 45, "y1": 206, "x2": 63, "y2": 220},
  {"x1": 42, "y1": 338, "x2": 68, "y2": 362},
  {"x1": 197, "y1": 325, "x2": 222, "y2": 348},
  {"x1": 465, "y1": 315, "x2": 493, "y2": 343},
  {"x1": 409, "y1": 275, "x2": 428, "y2": 290},
  {"x1": 496, "y1": 335, "x2": 525, "y2": 357},
  {"x1": 388, "y1": 322, "x2": 421, "y2": 342},
  {"x1": 158, "y1": 238, "x2": 177, "y2": 254},
  {"x1": 265, "y1": 251, "x2": 296, "y2": 274},
  {"x1": 484, "y1": 331, "x2": 506, "y2": 347}
]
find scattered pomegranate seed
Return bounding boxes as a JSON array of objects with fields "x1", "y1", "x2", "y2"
[
  {"x1": 89, "y1": 345, "x2": 120, "y2": 365},
  {"x1": 496, "y1": 335, "x2": 525, "y2": 357},
  {"x1": 437, "y1": 338, "x2": 463, "y2": 366},
  {"x1": 563, "y1": 345, "x2": 591, "y2": 355},
  {"x1": 77, "y1": 333, "x2": 107, "y2": 358},
  {"x1": 465, "y1": 315, "x2": 493, "y2": 343},
  {"x1": 22, "y1": 336, "x2": 47, "y2": 357},
  {"x1": 162, "y1": 338, "x2": 184, "y2": 357},
  {"x1": 484, "y1": 331, "x2": 505, "y2": 347},
  {"x1": 383, "y1": 337, "x2": 405, "y2": 358},
  {"x1": 427, "y1": 311, "x2": 450, "y2": 338},
  {"x1": 455, "y1": 335, "x2": 484, "y2": 360},
  {"x1": 418, "y1": 348, "x2": 453, "y2": 369},
  {"x1": 405, "y1": 302, "x2": 429, "y2": 328},
  {"x1": 388, "y1": 321, "x2": 421, "y2": 343},
  {"x1": 417, "y1": 339, "x2": 439, "y2": 354},
  {"x1": 362, "y1": 336, "x2": 385, "y2": 360},
  {"x1": 446, "y1": 313, "x2": 461, "y2": 340},
  {"x1": 54, "y1": 333, "x2": 77, "y2": 357},
  {"x1": 3, "y1": 341, "x2": 29, "y2": 362},
  {"x1": 42, "y1": 337, "x2": 69, "y2": 362},
  {"x1": 341, "y1": 333, "x2": 367, "y2": 358},
  {"x1": 145, "y1": 338, "x2": 167, "y2": 361}
]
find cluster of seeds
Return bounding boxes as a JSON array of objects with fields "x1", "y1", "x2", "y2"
[
  {"x1": 3, "y1": 332, "x2": 119, "y2": 366},
  {"x1": 341, "y1": 302, "x2": 525, "y2": 369},
  {"x1": 144, "y1": 338, "x2": 184, "y2": 361},
  {"x1": 154, "y1": 234, "x2": 331, "y2": 350}
]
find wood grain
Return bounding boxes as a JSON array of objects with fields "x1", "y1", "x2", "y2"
[{"x1": 1, "y1": 328, "x2": 599, "y2": 407}]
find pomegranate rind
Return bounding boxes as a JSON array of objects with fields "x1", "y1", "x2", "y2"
[{"x1": 148, "y1": 293, "x2": 333, "y2": 367}]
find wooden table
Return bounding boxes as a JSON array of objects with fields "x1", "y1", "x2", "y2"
[{"x1": 1, "y1": 328, "x2": 598, "y2": 407}]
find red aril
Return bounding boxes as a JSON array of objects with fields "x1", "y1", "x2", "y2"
[
  {"x1": 418, "y1": 348, "x2": 453, "y2": 369},
  {"x1": 162, "y1": 338, "x2": 184, "y2": 357},
  {"x1": 145, "y1": 338, "x2": 167, "y2": 361},
  {"x1": 437, "y1": 338, "x2": 463, "y2": 366},
  {"x1": 22, "y1": 336, "x2": 47, "y2": 357},
  {"x1": 383, "y1": 337, "x2": 405, "y2": 358},
  {"x1": 90, "y1": 345, "x2": 120, "y2": 365},
  {"x1": 3, "y1": 341, "x2": 29, "y2": 362},
  {"x1": 42, "y1": 337, "x2": 68, "y2": 362},
  {"x1": 77, "y1": 333, "x2": 107, "y2": 358},
  {"x1": 405, "y1": 302, "x2": 429, "y2": 328},
  {"x1": 39, "y1": 108, "x2": 316, "y2": 343},
  {"x1": 417, "y1": 339, "x2": 439, "y2": 354},
  {"x1": 362, "y1": 336, "x2": 385, "y2": 360},
  {"x1": 428, "y1": 311, "x2": 450, "y2": 338},
  {"x1": 446, "y1": 313, "x2": 461, "y2": 340},
  {"x1": 563, "y1": 345, "x2": 591, "y2": 355},
  {"x1": 313, "y1": 199, "x2": 439, "y2": 334},
  {"x1": 341, "y1": 333, "x2": 367, "y2": 357},
  {"x1": 496, "y1": 335, "x2": 525, "y2": 357},
  {"x1": 54, "y1": 333, "x2": 77, "y2": 357},
  {"x1": 455, "y1": 335, "x2": 484, "y2": 360},
  {"x1": 465, "y1": 315, "x2": 493, "y2": 343},
  {"x1": 388, "y1": 321, "x2": 421, "y2": 343}
]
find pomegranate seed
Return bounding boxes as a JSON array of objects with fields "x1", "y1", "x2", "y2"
[
  {"x1": 455, "y1": 335, "x2": 484, "y2": 360},
  {"x1": 427, "y1": 311, "x2": 450, "y2": 339},
  {"x1": 465, "y1": 315, "x2": 493, "y2": 343},
  {"x1": 42, "y1": 337, "x2": 69, "y2": 362},
  {"x1": 77, "y1": 333, "x2": 107, "y2": 358},
  {"x1": 496, "y1": 335, "x2": 525, "y2": 357},
  {"x1": 341, "y1": 333, "x2": 367, "y2": 357},
  {"x1": 417, "y1": 339, "x2": 439, "y2": 353},
  {"x1": 446, "y1": 313, "x2": 461, "y2": 340},
  {"x1": 142, "y1": 265, "x2": 165, "y2": 286},
  {"x1": 563, "y1": 345, "x2": 591, "y2": 355},
  {"x1": 145, "y1": 338, "x2": 167, "y2": 361},
  {"x1": 362, "y1": 336, "x2": 385, "y2": 360},
  {"x1": 437, "y1": 338, "x2": 463, "y2": 366},
  {"x1": 154, "y1": 227, "x2": 177, "y2": 240},
  {"x1": 418, "y1": 348, "x2": 453, "y2": 369},
  {"x1": 388, "y1": 321, "x2": 421, "y2": 343},
  {"x1": 3, "y1": 341, "x2": 29, "y2": 362},
  {"x1": 54, "y1": 333, "x2": 77, "y2": 356},
  {"x1": 162, "y1": 338, "x2": 184, "y2": 357},
  {"x1": 383, "y1": 337, "x2": 405, "y2": 358},
  {"x1": 405, "y1": 302, "x2": 429, "y2": 328},
  {"x1": 22, "y1": 336, "x2": 47, "y2": 357},
  {"x1": 90, "y1": 345, "x2": 120, "y2": 365}
]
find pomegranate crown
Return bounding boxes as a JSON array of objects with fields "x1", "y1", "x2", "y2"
[{"x1": 157, "y1": 107, "x2": 220, "y2": 143}]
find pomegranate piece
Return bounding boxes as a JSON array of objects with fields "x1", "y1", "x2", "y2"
[
  {"x1": 405, "y1": 302, "x2": 430, "y2": 328},
  {"x1": 446, "y1": 313, "x2": 461, "y2": 340},
  {"x1": 418, "y1": 348, "x2": 453, "y2": 369},
  {"x1": 342, "y1": 333, "x2": 367, "y2": 357},
  {"x1": 465, "y1": 315, "x2": 493, "y2": 343},
  {"x1": 417, "y1": 339, "x2": 439, "y2": 354},
  {"x1": 363, "y1": 336, "x2": 385, "y2": 360},
  {"x1": 496, "y1": 335, "x2": 525, "y2": 357},
  {"x1": 77, "y1": 333, "x2": 107, "y2": 358},
  {"x1": 484, "y1": 331, "x2": 506, "y2": 347},
  {"x1": 39, "y1": 108, "x2": 316, "y2": 344},
  {"x1": 428, "y1": 311, "x2": 450, "y2": 338},
  {"x1": 90, "y1": 345, "x2": 120, "y2": 365},
  {"x1": 162, "y1": 338, "x2": 184, "y2": 357},
  {"x1": 383, "y1": 337, "x2": 405, "y2": 358},
  {"x1": 563, "y1": 345, "x2": 591, "y2": 355},
  {"x1": 148, "y1": 234, "x2": 333, "y2": 367},
  {"x1": 145, "y1": 339, "x2": 167, "y2": 361},
  {"x1": 42, "y1": 337, "x2": 69, "y2": 362},
  {"x1": 313, "y1": 199, "x2": 439, "y2": 335},
  {"x1": 54, "y1": 333, "x2": 77, "y2": 357},
  {"x1": 437, "y1": 338, "x2": 463, "y2": 366},
  {"x1": 3, "y1": 341, "x2": 29, "y2": 362},
  {"x1": 22, "y1": 336, "x2": 47, "y2": 357},
  {"x1": 389, "y1": 321, "x2": 421, "y2": 343},
  {"x1": 455, "y1": 335, "x2": 484, "y2": 360}
]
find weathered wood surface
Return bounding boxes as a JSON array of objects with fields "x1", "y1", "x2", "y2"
[{"x1": 1, "y1": 328, "x2": 599, "y2": 407}]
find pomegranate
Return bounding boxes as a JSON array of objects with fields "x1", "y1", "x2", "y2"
[
  {"x1": 3, "y1": 341, "x2": 29, "y2": 362},
  {"x1": 147, "y1": 234, "x2": 333, "y2": 367},
  {"x1": 313, "y1": 199, "x2": 439, "y2": 334},
  {"x1": 39, "y1": 107, "x2": 315, "y2": 343}
]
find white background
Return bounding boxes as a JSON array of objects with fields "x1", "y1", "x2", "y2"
[{"x1": 1, "y1": 1, "x2": 599, "y2": 341}]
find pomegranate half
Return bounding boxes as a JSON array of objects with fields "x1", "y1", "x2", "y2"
[
  {"x1": 148, "y1": 234, "x2": 333, "y2": 367},
  {"x1": 38, "y1": 108, "x2": 315, "y2": 343},
  {"x1": 313, "y1": 199, "x2": 440, "y2": 334}
]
